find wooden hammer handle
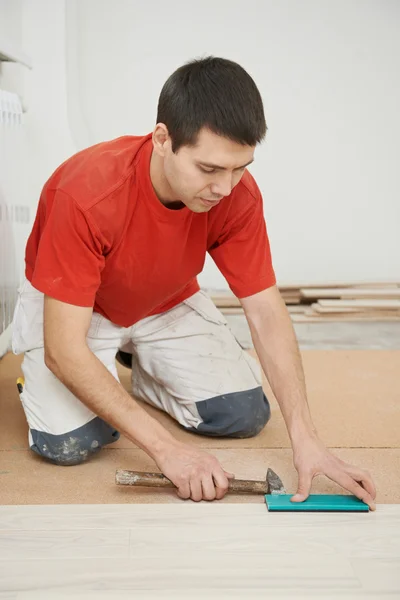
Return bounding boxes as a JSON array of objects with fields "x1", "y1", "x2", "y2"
[{"x1": 115, "y1": 469, "x2": 268, "y2": 495}]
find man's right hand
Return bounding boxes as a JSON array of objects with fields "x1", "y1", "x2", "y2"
[{"x1": 155, "y1": 441, "x2": 235, "y2": 502}]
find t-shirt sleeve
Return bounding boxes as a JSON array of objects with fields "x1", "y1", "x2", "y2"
[
  {"x1": 208, "y1": 184, "x2": 276, "y2": 298},
  {"x1": 27, "y1": 189, "x2": 105, "y2": 306}
]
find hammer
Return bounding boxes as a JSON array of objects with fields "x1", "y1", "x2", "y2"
[{"x1": 115, "y1": 467, "x2": 286, "y2": 495}]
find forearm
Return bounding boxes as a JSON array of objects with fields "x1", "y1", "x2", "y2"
[
  {"x1": 45, "y1": 345, "x2": 176, "y2": 460},
  {"x1": 246, "y1": 301, "x2": 318, "y2": 444}
]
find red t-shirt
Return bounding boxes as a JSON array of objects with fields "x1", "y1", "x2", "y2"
[{"x1": 25, "y1": 134, "x2": 276, "y2": 327}]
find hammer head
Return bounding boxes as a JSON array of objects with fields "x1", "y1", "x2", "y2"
[{"x1": 266, "y1": 468, "x2": 286, "y2": 495}]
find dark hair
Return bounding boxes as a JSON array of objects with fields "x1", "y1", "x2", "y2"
[{"x1": 156, "y1": 56, "x2": 267, "y2": 152}]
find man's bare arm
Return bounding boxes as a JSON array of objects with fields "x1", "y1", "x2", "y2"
[
  {"x1": 43, "y1": 296, "x2": 233, "y2": 501},
  {"x1": 240, "y1": 285, "x2": 315, "y2": 443},
  {"x1": 44, "y1": 296, "x2": 175, "y2": 459},
  {"x1": 240, "y1": 286, "x2": 376, "y2": 509}
]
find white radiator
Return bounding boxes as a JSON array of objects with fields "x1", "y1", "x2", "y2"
[{"x1": 0, "y1": 89, "x2": 28, "y2": 345}]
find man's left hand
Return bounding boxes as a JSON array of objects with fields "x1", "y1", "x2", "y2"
[{"x1": 291, "y1": 435, "x2": 377, "y2": 510}]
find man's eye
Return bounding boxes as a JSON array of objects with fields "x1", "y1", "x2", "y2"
[{"x1": 200, "y1": 167, "x2": 216, "y2": 174}]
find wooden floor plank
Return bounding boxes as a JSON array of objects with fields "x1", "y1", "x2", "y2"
[
  {"x1": 0, "y1": 502, "x2": 397, "y2": 528},
  {"x1": 0, "y1": 556, "x2": 360, "y2": 593},
  {"x1": 0, "y1": 529, "x2": 129, "y2": 560},
  {"x1": 14, "y1": 593, "x2": 400, "y2": 600},
  {"x1": 0, "y1": 505, "x2": 398, "y2": 597},
  {"x1": 351, "y1": 558, "x2": 400, "y2": 592}
]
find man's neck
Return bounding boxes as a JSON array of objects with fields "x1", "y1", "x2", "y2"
[{"x1": 149, "y1": 150, "x2": 176, "y2": 207}]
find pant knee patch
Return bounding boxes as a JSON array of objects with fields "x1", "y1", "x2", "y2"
[
  {"x1": 30, "y1": 417, "x2": 120, "y2": 466},
  {"x1": 192, "y1": 387, "x2": 271, "y2": 438}
]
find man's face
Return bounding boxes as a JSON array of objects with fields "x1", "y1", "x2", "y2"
[{"x1": 155, "y1": 127, "x2": 255, "y2": 213}]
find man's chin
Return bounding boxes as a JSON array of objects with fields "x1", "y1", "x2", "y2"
[{"x1": 187, "y1": 202, "x2": 212, "y2": 214}]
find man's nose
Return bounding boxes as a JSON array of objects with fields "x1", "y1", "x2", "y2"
[{"x1": 211, "y1": 173, "x2": 234, "y2": 198}]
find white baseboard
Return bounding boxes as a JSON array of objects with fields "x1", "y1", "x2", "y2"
[{"x1": 0, "y1": 324, "x2": 12, "y2": 358}]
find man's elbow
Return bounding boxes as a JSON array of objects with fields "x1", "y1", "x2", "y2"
[
  {"x1": 44, "y1": 341, "x2": 85, "y2": 374},
  {"x1": 44, "y1": 344, "x2": 62, "y2": 373},
  {"x1": 241, "y1": 285, "x2": 284, "y2": 317},
  {"x1": 241, "y1": 287, "x2": 291, "y2": 333}
]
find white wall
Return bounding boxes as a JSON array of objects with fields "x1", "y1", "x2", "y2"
[
  {"x1": 20, "y1": 0, "x2": 76, "y2": 199},
  {"x1": 0, "y1": 0, "x2": 23, "y2": 46},
  {"x1": 0, "y1": 0, "x2": 76, "y2": 215},
  {"x1": 65, "y1": 0, "x2": 400, "y2": 288},
  {"x1": 0, "y1": 0, "x2": 26, "y2": 278},
  {"x1": 0, "y1": 0, "x2": 76, "y2": 349}
]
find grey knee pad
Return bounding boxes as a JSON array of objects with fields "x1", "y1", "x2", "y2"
[
  {"x1": 29, "y1": 417, "x2": 120, "y2": 466},
  {"x1": 191, "y1": 387, "x2": 271, "y2": 438}
]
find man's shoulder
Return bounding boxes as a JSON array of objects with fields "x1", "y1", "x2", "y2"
[
  {"x1": 207, "y1": 170, "x2": 263, "y2": 239},
  {"x1": 215, "y1": 169, "x2": 261, "y2": 219},
  {"x1": 46, "y1": 134, "x2": 152, "y2": 211},
  {"x1": 235, "y1": 169, "x2": 261, "y2": 203}
]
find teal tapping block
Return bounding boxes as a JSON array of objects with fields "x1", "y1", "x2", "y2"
[{"x1": 265, "y1": 494, "x2": 369, "y2": 512}]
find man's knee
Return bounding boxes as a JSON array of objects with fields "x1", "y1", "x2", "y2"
[
  {"x1": 29, "y1": 417, "x2": 120, "y2": 466},
  {"x1": 193, "y1": 387, "x2": 271, "y2": 439}
]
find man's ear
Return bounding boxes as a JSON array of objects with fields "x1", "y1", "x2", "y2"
[{"x1": 152, "y1": 123, "x2": 171, "y2": 158}]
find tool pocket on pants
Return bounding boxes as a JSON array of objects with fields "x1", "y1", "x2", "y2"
[
  {"x1": 182, "y1": 290, "x2": 228, "y2": 326},
  {"x1": 12, "y1": 280, "x2": 45, "y2": 354}
]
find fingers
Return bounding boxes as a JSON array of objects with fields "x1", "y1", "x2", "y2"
[
  {"x1": 291, "y1": 470, "x2": 313, "y2": 503},
  {"x1": 189, "y1": 478, "x2": 203, "y2": 503},
  {"x1": 201, "y1": 474, "x2": 217, "y2": 501},
  {"x1": 346, "y1": 467, "x2": 377, "y2": 500},
  {"x1": 181, "y1": 469, "x2": 231, "y2": 502},
  {"x1": 327, "y1": 470, "x2": 376, "y2": 511},
  {"x1": 213, "y1": 470, "x2": 231, "y2": 500},
  {"x1": 169, "y1": 448, "x2": 233, "y2": 502},
  {"x1": 176, "y1": 481, "x2": 191, "y2": 500},
  {"x1": 197, "y1": 469, "x2": 230, "y2": 502}
]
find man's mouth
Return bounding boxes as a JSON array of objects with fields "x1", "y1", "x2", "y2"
[{"x1": 200, "y1": 197, "x2": 222, "y2": 207}]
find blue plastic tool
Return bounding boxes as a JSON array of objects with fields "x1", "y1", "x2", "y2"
[{"x1": 265, "y1": 494, "x2": 369, "y2": 512}]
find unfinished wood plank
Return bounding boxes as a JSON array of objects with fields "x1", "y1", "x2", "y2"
[
  {"x1": 280, "y1": 296, "x2": 301, "y2": 304},
  {"x1": 212, "y1": 294, "x2": 301, "y2": 308},
  {"x1": 311, "y1": 308, "x2": 400, "y2": 316},
  {"x1": 292, "y1": 314, "x2": 400, "y2": 322},
  {"x1": 311, "y1": 305, "x2": 364, "y2": 314},
  {"x1": 310, "y1": 304, "x2": 400, "y2": 316},
  {"x1": 278, "y1": 282, "x2": 400, "y2": 290},
  {"x1": 312, "y1": 303, "x2": 358, "y2": 312},
  {"x1": 306, "y1": 307, "x2": 400, "y2": 317},
  {"x1": 318, "y1": 299, "x2": 400, "y2": 309},
  {"x1": 300, "y1": 289, "x2": 400, "y2": 300},
  {"x1": 287, "y1": 305, "x2": 308, "y2": 314}
]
